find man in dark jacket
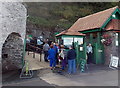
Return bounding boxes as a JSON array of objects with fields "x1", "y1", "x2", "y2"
[{"x1": 67, "y1": 46, "x2": 76, "y2": 74}]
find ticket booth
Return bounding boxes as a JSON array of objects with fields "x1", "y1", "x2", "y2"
[
  {"x1": 56, "y1": 30, "x2": 85, "y2": 65},
  {"x1": 56, "y1": 30, "x2": 85, "y2": 49},
  {"x1": 57, "y1": 6, "x2": 120, "y2": 66},
  {"x1": 76, "y1": 6, "x2": 120, "y2": 65}
]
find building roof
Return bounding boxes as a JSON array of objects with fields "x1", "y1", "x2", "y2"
[
  {"x1": 56, "y1": 30, "x2": 85, "y2": 37},
  {"x1": 105, "y1": 19, "x2": 120, "y2": 30},
  {"x1": 56, "y1": 6, "x2": 119, "y2": 37},
  {"x1": 68, "y1": 6, "x2": 119, "y2": 32}
]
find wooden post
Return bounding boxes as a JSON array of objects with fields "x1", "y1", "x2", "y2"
[
  {"x1": 33, "y1": 48, "x2": 35, "y2": 58},
  {"x1": 90, "y1": 33, "x2": 93, "y2": 45},
  {"x1": 76, "y1": 41, "x2": 79, "y2": 65},
  {"x1": 33, "y1": 52, "x2": 35, "y2": 58},
  {"x1": 95, "y1": 43, "x2": 98, "y2": 64},
  {"x1": 22, "y1": 38, "x2": 26, "y2": 67},
  {"x1": 40, "y1": 53, "x2": 42, "y2": 62},
  {"x1": 83, "y1": 42, "x2": 87, "y2": 59},
  {"x1": 28, "y1": 51, "x2": 29, "y2": 55},
  {"x1": 97, "y1": 32, "x2": 101, "y2": 46}
]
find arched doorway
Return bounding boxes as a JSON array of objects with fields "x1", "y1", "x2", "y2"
[{"x1": 2, "y1": 32, "x2": 24, "y2": 72}]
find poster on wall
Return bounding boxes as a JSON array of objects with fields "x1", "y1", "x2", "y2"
[{"x1": 109, "y1": 54, "x2": 119, "y2": 69}]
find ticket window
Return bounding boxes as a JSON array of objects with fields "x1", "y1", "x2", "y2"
[
  {"x1": 63, "y1": 37, "x2": 83, "y2": 49},
  {"x1": 74, "y1": 38, "x2": 83, "y2": 45},
  {"x1": 63, "y1": 37, "x2": 73, "y2": 49}
]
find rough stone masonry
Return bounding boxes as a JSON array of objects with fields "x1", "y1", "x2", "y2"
[{"x1": 0, "y1": 2, "x2": 27, "y2": 71}]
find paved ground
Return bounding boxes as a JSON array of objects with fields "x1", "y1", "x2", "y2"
[
  {"x1": 2, "y1": 67, "x2": 118, "y2": 86},
  {"x1": 2, "y1": 52, "x2": 119, "y2": 87},
  {"x1": 39, "y1": 66, "x2": 118, "y2": 86},
  {"x1": 2, "y1": 70, "x2": 53, "y2": 86},
  {"x1": 25, "y1": 52, "x2": 49, "y2": 70}
]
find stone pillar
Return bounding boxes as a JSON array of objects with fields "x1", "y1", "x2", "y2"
[
  {"x1": 104, "y1": 31, "x2": 119, "y2": 65},
  {"x1": 0, "y1": 2, "x2": 27, "y2": 70}
]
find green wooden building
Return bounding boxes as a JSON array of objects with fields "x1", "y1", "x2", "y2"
[
  {"x1": 56, "y1": 30, "x2": 85, "y2": 48},
  {"x1": 56, "y1": 6, "x2": 120, "y2": 66}
]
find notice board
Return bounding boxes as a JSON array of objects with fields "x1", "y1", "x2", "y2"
[{"x1": 109, "y1": 55, "x2": 119, "y2": 69}]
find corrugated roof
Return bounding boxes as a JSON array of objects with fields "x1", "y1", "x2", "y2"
[{"x1": 68, "y1": 6, "x2": 119, "y2": 32}]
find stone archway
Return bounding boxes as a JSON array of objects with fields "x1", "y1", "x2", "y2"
[{"x1": 2, "y1": 32, "x2": 24, "y2": 72}]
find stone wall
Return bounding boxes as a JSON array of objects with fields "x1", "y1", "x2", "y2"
[
  {"x1": 0, "y1": 2, "x2": 27, "y2": 70},
  {"x1": 2, "y1": 33, "x2": 23, "y2": 71},
  {"x1": 104, "y1": 31, "x2": 119, "y2": 65}
]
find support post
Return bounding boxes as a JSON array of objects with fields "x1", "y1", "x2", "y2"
[
  {"x1": 90, "y1": 33, "x2": 93, "y2": 45},
  {"x1": 40, "y1": 52, "x2": 42, "y2": 62},
  {"x1": 97, "y1": 32, "x2": 101, "y2": 46},
  {"x1": 22, "y1": 38, "x2": 26, "y2": 67},
  {"x1": 33, "y1": 52, "x2": 35, "y2": 58},
  {"x1": 28, "y1": 51, "x2": 29, "y2": 55},
  {"x1": 33, "y1": 48, "x2": 35, "y2": 58}
]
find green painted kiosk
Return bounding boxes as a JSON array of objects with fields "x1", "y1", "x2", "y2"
[
  {"x1": 57, "y1": 6, "x2": 120, "y2": 66},
  {"x1": 56, "y1": 29, "x2": 86, "y2": 66},
  {"x1": 66, "y1": 6, "x2": 120, "y2": 65}
]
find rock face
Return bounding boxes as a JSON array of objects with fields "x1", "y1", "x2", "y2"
[
  {"x1": 26, "y1": 22, "x2": 64, "y2": 41},
  {"x1": 0, "y1": 2, "x2": 27, "y2": 71}
]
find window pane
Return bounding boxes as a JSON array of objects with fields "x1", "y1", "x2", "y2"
[
  {"x1": 74, "y1": 38, "x2": 83, "y2": 45},
  {"x1": 63, "y1": 37, "x2": 73, "y2": 45}
]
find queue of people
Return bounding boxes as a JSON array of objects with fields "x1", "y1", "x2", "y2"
[{"x1": 43, "y1": 39, "x2": 93, "y2": 74}]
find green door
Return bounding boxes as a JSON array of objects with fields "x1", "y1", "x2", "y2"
[
  {"x1": 74, "y1": 42, "x2": 87, "y2": 65},
  {"x1": 92, "y1": 42, "x2": 104, "y2": 64},
  {"x1": 88, "y1": 32, "x2": 104, "y2": 64}
]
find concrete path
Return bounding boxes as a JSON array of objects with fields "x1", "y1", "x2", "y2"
[
  {"x1": 25, "y1": 52, "x2": 49, "y2": 70},
  {"x1": 2, "y1": 52, "x2": 119, "y2": 87},
  {"x1": 3, "y1": 78, "x2": 52, "y2": 86},
  {"x1": 39, "y1": 70, "x2": 118, "y2": 86}
]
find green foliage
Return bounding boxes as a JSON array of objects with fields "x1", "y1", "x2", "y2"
[{"x1": 26, "y1": 2, "x2": 119, "y2": 29}]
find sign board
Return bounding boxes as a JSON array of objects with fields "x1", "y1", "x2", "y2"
[
  {"x1": 80, "y1": 47, "x2": 83, "y2": 51},
  {"x1": 98, "y1": 50, "x2": 102, "y2": 53},
  {"x1": 109, "y1": 55, "x2": 119, "y2": 69}
]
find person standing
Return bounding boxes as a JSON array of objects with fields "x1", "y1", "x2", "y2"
[
  {"x1": 59, "y1": 45, "x2": 67, "y2": 70},
  {"x1": 53, "y1": 43, "x2": 59, "y2": 65},
  {"x1": 67, "y1": 46, "x2": 76, "y2": 74},
  {"x1": 48, "y1": 45, "x2": 56, "y2": 70},
  {"x1": 43, "y1": 41, "x2": 50, "y2": 62},
  {"x1": 87, "y1": 43, "x2": 93, "y2": 64}
]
